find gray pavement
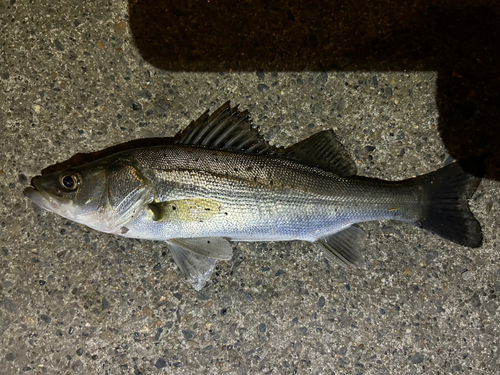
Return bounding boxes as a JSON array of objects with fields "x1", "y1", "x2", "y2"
[{"x1": 0, "y1": 1, "x2": 499, "y2": 374}]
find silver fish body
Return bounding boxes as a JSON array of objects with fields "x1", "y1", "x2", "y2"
[
  {"x1": 120, "y1": 145, "x2": 420, "y2": 242},
  {"x1": 24, "y1": 102, "x2": 483, "y2": 289}
]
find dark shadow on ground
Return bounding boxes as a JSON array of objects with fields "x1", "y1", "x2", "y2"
[
  {"x1": 127, "y1": 0, "x2": 500, "y2": 180},
  {"x1": 346, "y1": 5, "x2": 500, "y2": 181}
]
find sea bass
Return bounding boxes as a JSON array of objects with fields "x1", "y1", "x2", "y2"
[{"x1": 24, "y1": 102, "x2": 483, "y2": 290}]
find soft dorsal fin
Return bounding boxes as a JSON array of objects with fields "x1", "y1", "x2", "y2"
[
  {"x1": 280, "y1": 130, "x2": 357, "y2": 177},
  {"x1": 174, "y1": 101, "x2": 274, "y2": 154}
]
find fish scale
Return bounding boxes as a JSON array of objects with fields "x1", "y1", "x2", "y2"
[
  {"x1": 24, "y1": 102, "x2": 484, "y2": 289},
  {"x1": 116, "y1": 145, "x2": 422, "y2": 242}
]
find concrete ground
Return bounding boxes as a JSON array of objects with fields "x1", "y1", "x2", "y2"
[{"x1": 0, "y1": 1, "x2": 499, "y2": 374}]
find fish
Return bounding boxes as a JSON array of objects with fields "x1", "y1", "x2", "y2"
[{"x1": 24, "y1": 102, "x2": 484, "y2": 290}]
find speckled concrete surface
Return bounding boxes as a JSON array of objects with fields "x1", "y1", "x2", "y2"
[{"x1": 1, "y1": 1, "x2": 499, "y2": 374}]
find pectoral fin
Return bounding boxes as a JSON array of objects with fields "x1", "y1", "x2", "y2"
[
  {"x1": 315, "y1": 226, "x2": 366, "y2": 269},
  {"x1": 168, "y1": 237, "x2": 233, "y2": 290},
  {"x1": 169, "y1": 237, "x2": 233, "y2": 260},
  {"x1": 169, "y1": 242, "x2": 217, "y2": 291}
]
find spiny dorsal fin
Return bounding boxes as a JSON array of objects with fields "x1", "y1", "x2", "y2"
[
  {"x1": 175, "y1": 103, "x2": 356, "y2": 176},
  {"x1": 280, "y1": 130, "x2": 357, "y2": 177},
  {"x1": 174, "y1": 101, "x2": 274, "y2": 154}
]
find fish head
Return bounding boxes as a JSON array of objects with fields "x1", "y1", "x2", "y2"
[{"x1": 24, "y1": 160, "x2": 153, "y2": 233}]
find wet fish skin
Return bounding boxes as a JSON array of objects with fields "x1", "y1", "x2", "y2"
[
  {"x1": 119, "y1": 145, "x2": 421, "y2": 242},
  {"x1": 23, "y1": 102, "x2": 483, "y2": 289},
  {"x1": 25, "y1": 144, "x2": 420, "y2": 240}
]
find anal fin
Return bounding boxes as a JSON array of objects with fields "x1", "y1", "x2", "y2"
[{"x1": 315, "y1": 226, "x2": 366, "y2": 269}]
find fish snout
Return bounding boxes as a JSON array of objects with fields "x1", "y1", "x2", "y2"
[
  {"x1": 23, "y1": 175, "x2": 55, "y2": 210},
  {"x1": 29, "y1": 174, "x2": 42, "y2": 187}
]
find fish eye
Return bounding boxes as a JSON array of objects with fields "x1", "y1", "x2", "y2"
[{"x1": 59, "y1": 174, "x2": 79, "y2": 191}]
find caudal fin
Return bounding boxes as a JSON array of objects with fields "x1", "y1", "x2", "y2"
[{"x1": 412, "y1": 159, "x2": 484, "y2": 248}]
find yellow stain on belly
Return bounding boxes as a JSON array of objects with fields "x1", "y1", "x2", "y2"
[{"x1": 149, "y1": 198, "x2": 221, "y2": 222}]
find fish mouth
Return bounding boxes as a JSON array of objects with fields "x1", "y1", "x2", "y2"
[
  {"x1": 23, "y1": 176, "x2": 60, "y2": 211},
  {"x1": 23, "y1": 186, "x2": 44, "y2": 206},
  {"x1": 23, "y1": 175, "x2": 41, "y2": 196},
  {"x1": 24, "y1": 177, "x2": 46, "y2": 205}
]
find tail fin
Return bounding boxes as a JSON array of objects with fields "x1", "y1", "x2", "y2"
[{"x1": 412, "y1": 159, "x2": 484, "y2": 248}]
